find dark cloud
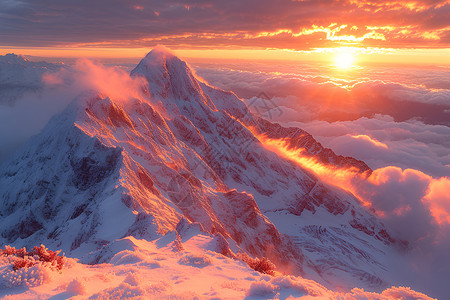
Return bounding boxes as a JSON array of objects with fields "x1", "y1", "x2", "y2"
[{"x1": 0, "y1": 0, "x2": 449, "y2": 48}]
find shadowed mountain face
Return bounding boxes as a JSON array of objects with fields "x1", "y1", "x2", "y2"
[{"x1": 0, "y1": 48, "x2": 401, "y2": 291}]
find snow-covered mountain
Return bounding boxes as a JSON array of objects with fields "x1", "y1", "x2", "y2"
[
  {"x1": 0, "y1": 48, "x2": 423, "y2": 297},
  {"x1": 0, "y1": 54, "x2": 64, "y2": 106}
]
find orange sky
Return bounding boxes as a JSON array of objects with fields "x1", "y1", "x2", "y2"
[
  {"x1": 1, "y1": 46, "x2": 449, "y2": 67},
  {"x1": 0, "y1": 0, "x2": 449, "y2": 65}
]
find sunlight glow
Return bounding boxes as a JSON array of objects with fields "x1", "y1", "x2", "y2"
[
  {"x1": 1, "y1": 46, "x2": 449, "y2": 67},
  {"x1": 253, "y1": 134, "x2": 372, "y2": 207},
  {"x1": 334, "y1": 48, "x2": 356, "y2": 69}
]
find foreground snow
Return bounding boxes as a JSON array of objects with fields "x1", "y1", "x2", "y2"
[{"x1": 0, "y1": 233, "x2": 434, "y2": 300}]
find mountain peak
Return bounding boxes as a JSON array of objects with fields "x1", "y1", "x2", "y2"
[
  {"x1": 143, "y1": 45, "x2": 177, "y2": 62},
  {"x1": 1, "y1": 53, "x2": 29, "y2": 64},
  {"x1": 133, "y1": 45, "x2": 183, "y2": 77},
  {"x1": 131, "y1": 46, "x2": 217, "y2": 112}
]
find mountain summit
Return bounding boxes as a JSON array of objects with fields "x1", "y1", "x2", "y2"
[{"x1": 1, "y1": 48, "x2": 403, "y2": 293}]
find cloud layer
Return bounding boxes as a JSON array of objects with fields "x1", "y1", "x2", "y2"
[
  {"x1": 196, "y1": 62, "x2": 450, "y2": 124},
  {"x1": 196, "y1": 60, "x2": 450, "y2": 297},
  {"x1": 293, "y1": 116, "x2": 450, "y2": 178},
  {"x1": 0, "y1": 0, "x2": 449, "y2": 49},
  {"x1": 260, "y1": 134, "x2": 450, "y2": 298}
]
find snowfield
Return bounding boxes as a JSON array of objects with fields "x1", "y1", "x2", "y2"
[{"x1": 0, "y1": 233, "x2": 434, "y2": 299}]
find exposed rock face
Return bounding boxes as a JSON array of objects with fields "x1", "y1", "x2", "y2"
[{"x1": 0, "y1": 48, "x2": 399, "y2": 291}]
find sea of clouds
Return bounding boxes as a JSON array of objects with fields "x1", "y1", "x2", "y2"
[
  {"x1": 0, "y1": 55, "x2": 449, "y2": 298},
  {"x1": 193, "y1": 60, "x2": 450, "y2": 297}
]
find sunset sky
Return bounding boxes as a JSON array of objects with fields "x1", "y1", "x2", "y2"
[
  {"x1": 1, "y1": 1, "x2": 450, "y2": 298},
  {"x1": 1, "y1": 0, "x2": 449, "y2": 65}
]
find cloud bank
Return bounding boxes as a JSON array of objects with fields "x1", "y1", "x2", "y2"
[
  {"x1": 196, "y1": 63, "x2": 450, "y2": 125},
  {"x1": 194, "y1": 62, "x2": 450, "y2": 178},
  {"x1": 259, "y1": 134, "x2": 449, "y2": 297},
  {"x1": 294, "y1": 116, "x2": 450, "y2": 178},
  {"x1": 197, "y1": 61, "x2": 450, "y2": 298}
]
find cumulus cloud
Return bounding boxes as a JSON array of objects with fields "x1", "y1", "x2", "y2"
[
  {"x1": 425, "y1": 177, "x2": 450, "y2": 224},
  {"x1": 360, "y1": 167, "x2": 447, "y2": 239},
  {"x1": 389, "y1": 173, "x2": 450, "y2": 298}
]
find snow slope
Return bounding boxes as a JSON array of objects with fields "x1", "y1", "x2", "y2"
[
  {"x1": 0, "y1": 47, "x2": 430, "y2": 297},
  {"x1": 0, "y1": 231, "x2": 433, "y2": 299}
]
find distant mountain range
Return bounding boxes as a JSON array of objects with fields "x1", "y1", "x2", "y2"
[{"x1": 0, "y1": 54, "x2": 64, "y2": 106}]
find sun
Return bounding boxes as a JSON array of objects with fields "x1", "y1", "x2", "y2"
[{"x1": 334, "y1": 49, "x2": 355, "y2": 69}]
